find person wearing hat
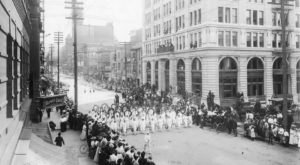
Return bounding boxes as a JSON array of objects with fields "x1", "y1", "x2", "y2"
[{"x1": 55, "y1": 132, "x2": 65, "y2": 147}]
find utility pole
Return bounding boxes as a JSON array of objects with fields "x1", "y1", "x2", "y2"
[
  {"x1": 269, "y1": 0, "x2": 294, "y2": 129},
  {"x1": 54, "y1": 32, "x2": 63, "y2": 89},
  {"x1": 49, "y1": 44, "x2": 54, "y2": 77},
  {"x1": 65, "y1": 0, "x2": 84, "y2": 111}
]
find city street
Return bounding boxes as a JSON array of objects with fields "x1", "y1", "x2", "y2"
[
  {"x1": 61, "y1": 75, "x2": 119, "y2": 114},
  {"x1": 60, "y1": 75, "x2": 300, "y2": 165}
]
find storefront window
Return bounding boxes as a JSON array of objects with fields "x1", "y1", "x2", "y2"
[
  {"x1": 155, "y1": 61, "x2": 158, "y2": 87},
  {"x1": 192, "y1": 58, "x2": 202, "y2": 96},
  {"x1": 165, "y1": 60, "x2": 170, "y2": 92},
  {"x1": 219, "y1": 57, "x2": 237, "y2": 98},
  {"x1": 297, "y1": 60, "x2": 300, "y2": 94},
  {"x1": 177, "y1": 59, "x2": 185, "y2": 95},
  {"x1": 146, "y1": 62, "x2": 151, "y2": 84},
  {"x1": 273, "y1": 58, "x2": 283, "y2": 95},
  {"x1": 247, "y1": 57, "x2": 264, "y2": 96}
]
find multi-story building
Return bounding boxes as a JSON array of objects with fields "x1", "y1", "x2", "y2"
[
  {"x1": 129, "y1": 29, "x2": 143, "y2": 85},
  {"x1": 61, "y1": 23, "x2": 116, "y2": 75},
  {"x1": 110, "y1": 43, "x2": 131, "y2": 81},
  {"x1": 0, "y1": 0, "x2": 41, "y2": 164},
  {"x1": 142, "y1": 0, "x2": 300, "y2": 105}
]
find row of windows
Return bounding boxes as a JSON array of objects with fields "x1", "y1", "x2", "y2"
[
  {"x1": 246, "y1": 9, "x2": 264, "y2": 25},
  {"x1": 218, "y1": 31, "x2": 238, "y2": 47},
  {"x1": 175, "y1": 0, "x2": 185, "y2": 11},
  {"x1": 272, "y1": 12, "x2": 288, "y2": 27},
  {"x1": 190, "y1": 0, "x2": 201, "y2": 5},
  {"x1": 189, "y1": 32, "x2": 202, "y2": 48},
  {"x1": 175, "y1": 35, "x2": 186, "y2": 50},
  {"x1": 153, "y1": 24, "x2": 161, "y2": 37},
  {"x1": 248, "y1": 0, "x2": 264, "y2": 3},
  {"x1": 175, "y1": 15, "x2": 185, "y2": 32},
  {"x1": 145, "y1": 28, "x2": 151, "y2": 41},
  {"x1": 145, "y1": 12, "x2": 151, "y2": 25},
  {"x1": 190, "y1": 9, "x2": 201, "y2": 26},
  {"x1": 153, "y1": 8, "x2": 160, "y2": 21},
  {"x1": 246, "y1": 32, "x2": 264, "y2": 48},
  {"x1": 218, "y1": 7, "x2": 238, "y2": 24},
  {"x1": 163, "y1": 1, "x2": 172, "y2": 17},
  {"x1": 145, "y1": 33, "x2": 300, "y2": 55},
  {"x1": 163, "y1": 20, "x2": 172, "y2": 35}
]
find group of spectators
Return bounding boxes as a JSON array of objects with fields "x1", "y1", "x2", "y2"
[{"x1": 82, "y1": 109, "x2": 156, "y2": 165}]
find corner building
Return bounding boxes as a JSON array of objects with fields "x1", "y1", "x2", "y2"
[{"x1": 142, "y1": 0, "x2": 300, "y2": 105}]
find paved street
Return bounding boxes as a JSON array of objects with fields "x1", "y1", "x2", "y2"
[
  {"x1": 57, "y1": 75, "x2": 300, "y2": 165},
  {"x1": 61, "y1": 75, "x2": 119, "y2": 114}
]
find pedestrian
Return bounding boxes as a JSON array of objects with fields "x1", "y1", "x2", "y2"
[
  {"x1": 115, "y1": 93, "x2": 119, "y2": 105},
  {"x1": 268, "y1": 125, "x2": 273, "y2": 145},
  {"x1": 55, "y1": 132, "x2": 65, "y2": 147},
  {"x1": 37, "y1": 107, "x2": 43, "y2": 122},
  {"x1": 46, "y1": 108, "x2": 51, "y2": 118}
]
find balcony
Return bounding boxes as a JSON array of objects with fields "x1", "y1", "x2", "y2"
[{"x1": 157, "y1": 44, "x2": 174, "y2": 54}]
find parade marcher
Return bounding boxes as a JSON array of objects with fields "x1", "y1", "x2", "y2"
[{"x1": 144, "y1": 130, "x2": 151, "y2": 154}]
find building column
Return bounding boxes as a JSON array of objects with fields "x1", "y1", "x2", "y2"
[
  {"x1": 264, "y1": 57, "x2": 273, "y2": 103},
  {"x1": 151, "y1": 60, "x2": 155, "y2": 85},
  {"x1": 239, "y1": 57, "x2": 248, "y2": 101},
  {"x1": 142, "y1": 60, "x2": 147, "y2": 85},
  {"x1": 158, "y1": 60, "x2": 165, "y2": 92},
  {"x1": 290, "y1": 57, "x2": 298, "y2": 103},
  {"x1": 170, "y1": 58, "x2": 177, "y2": 94},
  {"x1": 201, "y1": 57, "x2": 220, "y2": 105},
  {"x1": 185, "y1": 58, "x2": 192, "y2": 93}
]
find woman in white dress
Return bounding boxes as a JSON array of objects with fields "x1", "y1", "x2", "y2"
[
  {"x1": 80, "y1": 124, "x2": 86, "y2": 140},
  {"x1": 140, "y1": 116, "x2": 146, "y2": 133},
  {"x1": 132, "y1": 117, "x2": 138, "y2": 135},
  {"x1": 158, "y1": 115, "x2": 164, "y2": 131}
]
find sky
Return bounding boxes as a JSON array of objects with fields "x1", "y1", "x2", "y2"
[{"x1": 44, "y1": 0, "x2": 143, "y2": 49}]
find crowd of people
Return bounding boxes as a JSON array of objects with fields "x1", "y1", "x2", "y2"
[
  {"x1": 80, "y1": 106, "x2": 156, "y2": 165},
  {"x1": 243, "y1": 101, "x2": 300, "y2": 147}
]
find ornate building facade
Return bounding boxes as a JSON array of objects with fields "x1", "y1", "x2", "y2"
[{"x1": 142, "y1": 0, "x2": 300, "y2": 105}]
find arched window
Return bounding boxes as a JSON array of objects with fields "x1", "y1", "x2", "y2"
[
  {"x1": 146, "y1": 62, "x2": 151, "y2": 84},
  {"x1": 247, "y1": 57, "x2": 264, "y2": 97},
  {"x1": 165, "y1": 60, "x2": 170, "y2": 92},
  {"x1": 177, "y1": 59, "x2": 185, "y2": 95},
  {"x1": 297, "y1": 60, "x2": 300, "y2": 94},
  {"x1": 192, "y1": 58, "x2": 202, "y2": 96},
  {"x1": 155, "y1": 61, "x2": 158, "y2": 87},
  {"x1": 219, "y1": 57, "x2": 238, "y2": 98},
  {"x1": 273, "y1": 58, "x2": 283, "y2": 95}
]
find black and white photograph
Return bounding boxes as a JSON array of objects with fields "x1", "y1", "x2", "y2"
[{"x1": 0, "y1": 0, "x2": 300, "y2": 165}]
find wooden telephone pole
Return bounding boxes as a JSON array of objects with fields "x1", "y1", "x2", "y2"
[
  {"x1": 65, "y1": 0, "x2": 83, "y2": 111},
  {"x1": 54, "y1": 32, "x2": 63, "y2": 89},
  {"x1": 269, "y1": 0, "x2": 294, "y2": 129},
  {"x1": 49, "y1": 44, "x2": 54, "y2": 77}
]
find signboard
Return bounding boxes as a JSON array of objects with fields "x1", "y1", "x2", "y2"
[{"x1": 38, "y1": 94, "x2": 67, "y2": 109}]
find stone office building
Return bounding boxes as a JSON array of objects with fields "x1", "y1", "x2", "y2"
[
  {"x1": 142, "y1": 0, "x2": 300, "y2": 105},
  {"x1": 0, "y1": 0, "x2": 41, "y2": 164}
]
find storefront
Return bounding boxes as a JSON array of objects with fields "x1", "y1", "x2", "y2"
[
  {"x1": 177, "y1": 59, "x2": 185, "y2": 95},
  {"x1": 191, "y1": 58, "x2": 202, "y2": 96},
  {"x1": 247, "y1": 57, "x2": 264, "y2": 99},
  {"x1": 219, "y1": 57, "x2": 237, "y2": 105}
]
